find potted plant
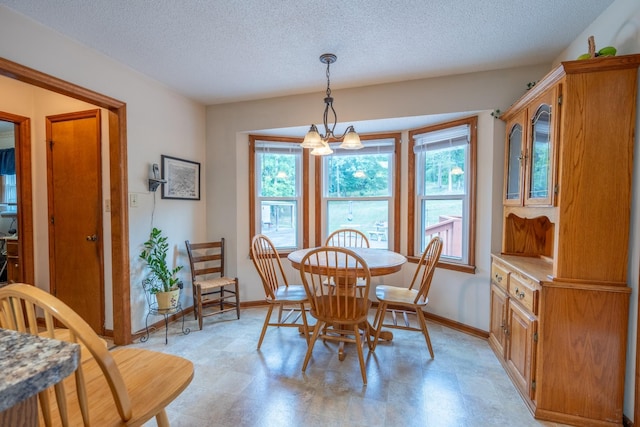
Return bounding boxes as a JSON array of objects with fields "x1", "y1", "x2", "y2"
[{"x1": 139, "y1": 227, "x2": 184, "y2": 310}]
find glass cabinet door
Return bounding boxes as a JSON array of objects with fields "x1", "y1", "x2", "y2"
[
  {"x1": 528, "y1": 105, "x2": 551, "y2": 199},
  {"x1": 505, "y1": 121, "x2": 523, "y2": 204},
  {"x1": 504, "y1": 112, "x2": 526, "y2": 206},
  {"x1": 524, "y1": 89, "x2": 555, "y2": 206}
]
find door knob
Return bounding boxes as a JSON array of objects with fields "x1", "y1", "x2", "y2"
[{"x1": 86, "y1": 235, "x2": 98, "y2": 242}]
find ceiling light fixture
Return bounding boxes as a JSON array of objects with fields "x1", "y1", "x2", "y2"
[{"x1": 301, "y1": 53, "x2": 363, "y2": 155}]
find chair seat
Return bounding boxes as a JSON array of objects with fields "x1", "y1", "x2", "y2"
[
  {"x1": 40, "y1": 348, "x2": 193, "y2": 426},
  {"x1": 272, "y1": 284, "x2": 308, "y2": 302},
  {"x1": 376, "y1": 285, "x2": 428, "y2": 307},
  {"x1": 195, "y1": 276, "x2": 237, "y2": 291}
]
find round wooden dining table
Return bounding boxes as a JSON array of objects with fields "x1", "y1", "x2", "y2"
[
  {"x1": 287, "y1": 247, "x2": 406, "y2": 276},
  {"x1": 287, "y1": 247, "x2": 407, "y2": 344}
]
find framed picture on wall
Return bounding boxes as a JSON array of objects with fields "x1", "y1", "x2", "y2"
[{"x1": 161, "y1": 155, "x2": 200, "y2": 200}]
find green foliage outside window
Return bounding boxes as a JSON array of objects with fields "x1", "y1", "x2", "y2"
[
  {"x1": 326, "y1": 154, "x2": 390, "y2": 197},
  {"x1": 259, "y1": 153, "x2": 296, "y2": 197}
]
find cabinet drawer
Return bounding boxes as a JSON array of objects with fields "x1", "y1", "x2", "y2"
[
  {"x1": 509, "y1": 273, "x2": 538, "y2": 315},
  {"x1": 491, "y1": 262, "x2": 509, "y2": 291}
]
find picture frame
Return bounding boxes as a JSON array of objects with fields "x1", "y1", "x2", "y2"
[{"x1": 161, "y1": 155, "x2": 200, "y2": 200}]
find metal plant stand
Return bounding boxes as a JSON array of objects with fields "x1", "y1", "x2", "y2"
[{"x1": 140, "y1": 278, "x2": 190, "y2": 344}]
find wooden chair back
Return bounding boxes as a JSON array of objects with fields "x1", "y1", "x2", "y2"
[
  {"x1": 299, "y1": 246, "x2": 371, "y2": 324},
  {"x1": 0, "y1": 283, "x2": 131, "y2": 425},
  {"x1": 325, "y1": 228, "x2": 370, "y2": 248},
  {"x1": 0, "y1": 283, "x2": 193, "y2": 427},
  {"x1": 409, "y1": 236, "x2": 443, "y2": 303},
  {"x1": 185, "y1": 239, "x2": 226, "y2": 280},
  {"x1": 250, "y1": 234, "x2": 289, "y2": 300}
]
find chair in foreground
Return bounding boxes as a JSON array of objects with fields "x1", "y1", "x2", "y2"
[
  {"x1": 185, "y1": 239, "x2": 240, "y2": 330},
  {"x1": 0, "y1": 283, "x2": 193, "y2": 427},
  {"x1": 372, "y1": 236, "x2": 443, "y2": 358},
  {"x1": 299, "y1": 246, "x2": 372, "y2": 385},
  {"x1": 250, "y1": 234, "x2": 309, "y2": 349},
  {"x1": 325, "y1": 228, "x2": 370, "y2": 248}
]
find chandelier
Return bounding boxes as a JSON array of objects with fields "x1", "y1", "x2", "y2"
[{"x1": 301, "y1": 53, "x2": 363, "y2": 155}]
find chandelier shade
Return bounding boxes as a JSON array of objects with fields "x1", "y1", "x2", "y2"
[{"x1": 303, "y1": 53, "x2": 363, "y2": 155}]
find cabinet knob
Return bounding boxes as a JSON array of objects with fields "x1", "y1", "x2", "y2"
[
  {"x1": 514, "y1": 288, "x2": 525, "y2": 299},
  {"x1": 494, "y1": 273, "x2": 502, "y2": 283},
  {"x1": 86, "y1": 235, "x2": 98, "y2": 242}
]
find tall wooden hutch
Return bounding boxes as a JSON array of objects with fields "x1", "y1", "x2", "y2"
[{"x1": 490, "y1": 54, "x2": 640, "y2": 426}]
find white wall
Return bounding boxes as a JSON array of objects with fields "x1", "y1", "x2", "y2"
[
  {"x1": 554, "y1": 0, "x2": 640, "y2": 419},
  {"x1": 206, "y1": 63, "x2": 551, "y2": 334},
  {"x1": 0, "y1": 6, "x2": 208, "y2": 333}
]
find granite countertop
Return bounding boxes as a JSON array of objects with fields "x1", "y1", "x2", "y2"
[{"x1": 0, "y1": 328, "x2": 80, "y2": 412}]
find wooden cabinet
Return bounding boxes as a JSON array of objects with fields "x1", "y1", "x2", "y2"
[
  {"x1": 5, "y1": 238, "x2": 19, "y2": 283},
  {"x1": 491, "y1": 54, "x2": 640, "y2": 427}
]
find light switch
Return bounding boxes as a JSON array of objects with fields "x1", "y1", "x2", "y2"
[
  {"x1": 129, "y1": 193, "x2": 138, "y2": 208},
  {"x1": 105, "y1": 199, "x2": 111, "y2": 212}
]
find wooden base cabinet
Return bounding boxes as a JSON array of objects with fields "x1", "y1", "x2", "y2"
[
  {"x1": 492, "y1": 54, "x2": 640, "y2": 426},
  {"x1": 490, "y1": 256, "x2": 630, "y2": 426}
]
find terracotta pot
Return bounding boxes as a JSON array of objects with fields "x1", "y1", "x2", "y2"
[{"x1": 155, "y1": 289, "x2": 180, "y2": 310}]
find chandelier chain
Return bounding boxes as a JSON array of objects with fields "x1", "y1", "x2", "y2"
[{"x1": 325, "y1": 60, "x2": 332, "y2": 98}]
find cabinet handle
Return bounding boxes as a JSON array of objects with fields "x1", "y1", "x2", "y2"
[
  {"x1": 86, "y1": 235, "x2": 98, "y2": 242},
  {"x1": 514, "y1": 288, "x2": 525, "y2": 299},
  {"x1": 494, "y1": 273, "x2": 502, "y2": 283}
]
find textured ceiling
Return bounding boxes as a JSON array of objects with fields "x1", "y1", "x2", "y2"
[{"x1": 0, "y1": 0, "x2": 614, "y2": 105}]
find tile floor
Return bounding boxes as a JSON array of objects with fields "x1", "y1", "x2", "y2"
[{"x1": 131, "y1": 307, "x2": 567, "y2": 427}]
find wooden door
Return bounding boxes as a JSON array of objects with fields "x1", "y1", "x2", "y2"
[
  {"x1": 46, "y1": 110, "x2": 104, "y2": 335},
  {"x1": 489, "y1": 283, "x2": 508, "y2": 357}
]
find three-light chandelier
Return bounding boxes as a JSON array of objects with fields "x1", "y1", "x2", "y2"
[{"x1": 301, "y1": 53, "x2": 363, "y2": 155}]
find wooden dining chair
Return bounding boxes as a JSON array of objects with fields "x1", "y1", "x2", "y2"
[
  {"x1": 0, "y1": 283, "x2": 193, "y2": 427},
  {"x1": 372, "y1": 236, "x2": 443, "y2": 358},
  {"x1": 250, "y1": 234, "x2": 310, "y2": 349},
  {"x1": 325, "y1": 228, "x2": 370, "y2": 248},
  {"x1": 299, "y1": 246, "x2": 372, "y2": 385},
  {"x1": 325, "y1": 228, "x2": 370, "y2": 297},
  {"x1": 185, "y1": 239, "x2": 240, "y2": 330}
]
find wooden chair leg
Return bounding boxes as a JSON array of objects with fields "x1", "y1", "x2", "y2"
[
  {"x1": 192, "y1": 285, "x2": 198, "y2": 320},
  {"x1": 156, "y1": 408, "x2": 170, "y2": 427},
  {"x1": 299, "y1": 303, "x2": 310, "y2": 344},
  {"x1": 353, "y1": 324, "x2": 367, "y2": 385},
  {"x1": 197, "y1": 285, "x2": 203, "y2": 330},
  {"x1": 234, "y1": 281, "x2": 240, "y2": 319},
  {"x1": 372, "y1": 303, "x2": 386, "y2": 351},
  {"x1": 302, "y1": 322, "x2": 324, "y2": 372},
  {"x1": 417, "y1": 309, "x2": 434, "y2": 358},
  {"x1": 257, "y1": 305, "x2": 275, "y2": 349}
]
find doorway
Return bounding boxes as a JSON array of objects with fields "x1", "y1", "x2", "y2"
[
  {"x1": 46, "y1": 110, "x2": 104, "y2": 335},
  {"x1": 0, "y1": 57, "x2": 131, "y2": 345},
  {"x1": 0, "y1": 112, "x2": 34, "y2": 287}
]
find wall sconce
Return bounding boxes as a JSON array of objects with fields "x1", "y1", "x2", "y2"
[{"x1": 148, "y1": 163, "x2": 166, "y2": 192}]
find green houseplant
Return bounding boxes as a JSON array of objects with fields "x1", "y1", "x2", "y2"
[{"x1": 139, "y1": 227, "x2": 183, "y2": 309}]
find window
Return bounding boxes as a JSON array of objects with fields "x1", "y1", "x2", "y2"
[
  {"x1": 409, "y1": 117, "x2": 476, "y2": 272},
  {"x1": 249, "y1": 136, "x2": 308, "y2": 252},
  {"x1": 316, "y1": 134, "x2": 400, "y2": 250}
]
